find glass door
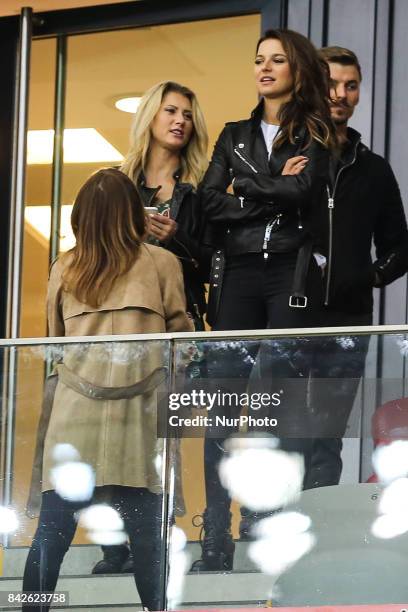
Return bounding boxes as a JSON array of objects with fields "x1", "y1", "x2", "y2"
[{"x1": 14, "y1": 8, "x2": 264, "y2": 610}]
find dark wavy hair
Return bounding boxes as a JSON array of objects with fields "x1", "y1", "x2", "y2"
[
  {"x1": 62, "y1": 168, "x2": 146, "y2": 307},
  {"x1": 256, "y1": 29, "x2": 336, "y2": 150}
]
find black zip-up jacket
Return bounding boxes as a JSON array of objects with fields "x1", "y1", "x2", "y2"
[
  {"x1": 199, "y1": 100, "x2": 330, "y2": 256},
  {"x1": 138, "y1": 175, "x2": 210, "y2": 319},
  {"x1": 317, "y1": 127, "x2": 408, "y2": 314}
]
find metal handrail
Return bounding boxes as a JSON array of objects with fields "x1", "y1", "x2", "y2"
[{"x1": 0, "y1": 324, "x2": 406, "y2": 347}]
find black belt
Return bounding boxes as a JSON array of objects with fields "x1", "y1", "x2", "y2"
[
  {"x1": 207, "y1": 239, "x2": 314, "y2": 326},
  {"x1": 289, "y1": 238, "x2": 314, "y2": 308}
]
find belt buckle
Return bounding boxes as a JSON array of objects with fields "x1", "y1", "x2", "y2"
[{"x1": 289, "y1": 295, "x2": 308, "y2": 308}]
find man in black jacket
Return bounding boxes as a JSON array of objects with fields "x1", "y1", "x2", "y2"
[{"x1": 304, "y1": 46, "x2": 408, "y2": 488}]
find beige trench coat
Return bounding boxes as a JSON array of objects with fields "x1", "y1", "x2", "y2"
[{"x1": 29, "y1": 244, "x2": 193, "y2": 513}]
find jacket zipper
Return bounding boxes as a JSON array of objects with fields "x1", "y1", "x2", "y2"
[
  {"x1": 324, "y1": 141, "x2": 360, "y2": 305},
  {"x1": 324, "y1": 186, "x2": 334, "y2": 305},
  {"x1": 263, "y1": 214, "x2": 282, "y2": 250},
  {"x1": 233, "y1": 148, "x2": 259, "y2": 173},
  {"x1": 233, "y1": 145, "x2": 283, "y2": 251}
]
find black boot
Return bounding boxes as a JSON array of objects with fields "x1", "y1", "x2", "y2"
[
  {"x1": 190, "y1": 507, "x2": 235, "y2": 572},
  {"x1": 121, "y1": 551, "x2": 134, "y2": 573},
  {"x1": 92, "y1": 544, "x2": 130, "y2": 574}
]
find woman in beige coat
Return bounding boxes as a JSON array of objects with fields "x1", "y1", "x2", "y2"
[{"x1": 22, "y1": 168, "x2": 193, "y2": 611}]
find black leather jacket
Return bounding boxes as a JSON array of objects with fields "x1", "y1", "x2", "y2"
[
  {"x1": 318, "y1": 127, "x2": 408, "y2": 314},
  {"x1": 200, "y1": 100, "x2": 330, "y2": 256},
  {"x1": 138, "y1": 174, "x2": 210, "y2": 320}
]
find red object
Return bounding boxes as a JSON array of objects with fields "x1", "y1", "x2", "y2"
[
  {"x1": 367, "y1": 397, "x2": 408, "y2": 482},
  {"x1": 372, "y1": 398, "x2": 408, "y2": 446}
]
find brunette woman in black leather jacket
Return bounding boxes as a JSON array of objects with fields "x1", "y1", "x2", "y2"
[{"x1": 192, "y1": 29, "x2": 336, "y2": 572}]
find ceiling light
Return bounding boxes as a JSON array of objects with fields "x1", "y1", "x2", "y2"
[
  {"x1": 115, "y1": 96, "x2": 142, "y2": 114},
  {"x1": 27, "y1": 129, "x2": 124, "y2": 164},
  {"x1": 25, "y1": 204, "x2": 75, "y2": 252}
]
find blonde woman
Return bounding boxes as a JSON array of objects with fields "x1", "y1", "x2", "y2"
[
  {"x1": 121, "y1": 80, "x2": 210, "y2": 329},
  {"x1": 22, "y1": 169, "x2": 193, "y2": 611},
  {"x1": 92, "y1": 82, "x2": 210, "y2": 576}
]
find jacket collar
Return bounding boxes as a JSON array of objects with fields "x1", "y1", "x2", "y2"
[
  {"x1": 346, "y1": 126, "x2": 362, "y2": 149},
  {"x1": 340, "y1": 126, "x2": 362, "y2": 165},
  {"x1": 250, "y1": 98, "x2": 265, "y2": 130},
  {"x1": 139, "y1": 168, "x2": 182, "y2": 186},
  {"x1": 138, "y1": 171, "x2": 193, "y2": 218},
  {"x1": 267, "y1": 128, "x2": 305, "y2": 175},
  {"x1": 249, "y1": 98, "x2": 305, "y2": 139},
  {"x1": 250, "y1": 98, "x2": 307, "y2": 173}
]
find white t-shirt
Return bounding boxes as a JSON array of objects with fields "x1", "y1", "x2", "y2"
[{"x1": 261, "y1": 120, "x2": 280, "y2": 158}]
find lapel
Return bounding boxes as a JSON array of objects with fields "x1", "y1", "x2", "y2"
[
  {"x1": 138, "y1": 170, "x2": 192, "y2": 220},
  {"x1": 268, "y1": 126, "x2": 306, "y2": 176},
  {"x1": 248, "y1": 100, "x2": 307, "y2": 176},
  {"x1": 251, "y1": 126, "x2": 270, "y2": 172},
  {"x1": 170, "y1": 181, "x2": 193, "y2": 220},
  {"x1": 248, "y1": 99, "x2": 269, "y2": 172},
  {"x1": 138, "y1": 183, "x2": 161, "y2": 207}
]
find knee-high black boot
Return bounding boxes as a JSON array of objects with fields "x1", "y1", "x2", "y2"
[{"x1": 190, "y1": 506, "x2": 235, "y2": 572}]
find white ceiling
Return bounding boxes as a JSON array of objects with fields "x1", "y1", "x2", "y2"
[{"x1": 0, "y1": 0, "x2": 136, "y2": 17}]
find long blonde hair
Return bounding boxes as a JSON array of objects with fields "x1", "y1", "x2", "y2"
[
  {"x1": 121, "y1": 81, "x2": 208, "y2": 188},
  {"x1": 62, "y1": 168, "x2": 146, "y2": 308}
]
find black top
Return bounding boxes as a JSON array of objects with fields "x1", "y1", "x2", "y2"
[
  {"x1": 316, "y1": 127, "x2": 408, "y2": 314},
  {"x1": 138, "y1": 174, "x2": 211, "y2": 319}
]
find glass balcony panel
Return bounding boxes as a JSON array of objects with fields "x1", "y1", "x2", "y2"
[
  {"x1": 169, "y1": 329, "x2": 408, "y2": 609},
  {"x1": 2, "y1": 329, "x2": 408, "y2": 608},
  {"x1": 1, "y1": 338, "x2": 171, "y2": 610}
]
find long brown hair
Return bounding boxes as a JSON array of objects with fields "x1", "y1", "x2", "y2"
[
  {"x1": 62, "y1": 168, "x2": 146, "y2": 307},
  {"x1": 256, "y1": 29, "x2": 336, "y2": 149}
]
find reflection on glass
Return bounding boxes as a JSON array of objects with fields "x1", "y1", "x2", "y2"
[
  {"x1": 2, "y1": 332, "x2": 408, "y2": 608},
  {"x1": 168, "y1": 332, "x2": 408, "y2": 609},
  {"x1": 9, "y1": 341, "x2": 169, "y2": 610}
]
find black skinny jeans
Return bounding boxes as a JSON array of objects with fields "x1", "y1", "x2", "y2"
[
  {"x1": 23, "y1": 486, "x2": 163, "y2": 611},
  {"x1": 303, "y1": 310, "x2": 372, "y2": 489},
  {"x1": 204, "y1": 252, "x2": 324, "y2": 515}
]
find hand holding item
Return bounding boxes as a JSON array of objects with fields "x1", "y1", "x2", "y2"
[
  {"x1": 281, "y1": 156, "x2": 309, "y2": 175},
  {"x1": 148, "y1": 213, "x2": 178, "y2": 243}
]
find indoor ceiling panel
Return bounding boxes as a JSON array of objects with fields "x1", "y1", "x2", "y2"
[{"x1": 47, "y1": 17, "x2": 259, "y2": 144}]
